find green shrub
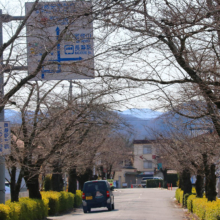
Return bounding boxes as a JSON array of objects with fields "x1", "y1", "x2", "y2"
[
  {"x1": 146, "y1": 179, "x2": 164, "y2": 188},
  {"x1": 0, "y1": 204, "x2": 10, "y2": 220},
  {"x1": 41, "y1": 191, "x2": 75, "y2": 215},
  {"x1": 193, "y1": 198, "x2": 207, "y2": 220},
  {"x1": 41, "y1": 191, "x2": 60, "y2": 215},
  {"x1": 192, "y1": 187, "x2": 196, "y2": 194},
  {"x1": 59, "y1": 191, "x2": 74, "y2": 212},
  {"x1": 7, "y1": 202, "x2": 20, "y2": 220},
  {"x1": 175, "y1": 188, "x2": 184, "y2": 205},
  {"x1": 67, "y1": 192, "x2": 74, "y2": 210},
  {"x1": 175, "y1": 188, "x2": 181, "y2": 202},
  {"x1": 74, "y1": 190, "x2": 82, "y2": 208},
  {"x1": 179, "y1": 190, "x2": 184, "y2": 205},
  {"x1": 205, "y1": 199, "x2": 220, "y2": 220},
  {"x1": 183, "y1": 193, "x2": 191, "y2": 207},
  {"x1": 4, "y1": 197, "x2": 48, "y2": 220},
  {"x1": 0, "y1": 191, "x2": 77, "y2": 219},
  {"x1": 187, "y1": 194, "x2": 196, "y2": 213}
]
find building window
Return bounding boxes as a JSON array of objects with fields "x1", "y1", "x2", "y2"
[
  {"x1": 143, "y1": 145, "x2": 152, "y2": 154},
  {"x1": 143, "y1": 161, "x2": 153, "y2": 169}
]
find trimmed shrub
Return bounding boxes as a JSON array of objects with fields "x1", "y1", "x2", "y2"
[
  {"x1": 191, "y1": 187, "x2": 196, "y2": 194},
  {"x1": 41, "y1": 191, "x2": 75, "y2": 215},
  {"x1": 146, "y1": 179, "x2": 164, "y2": 188},
  {"x1": 192, "y1": 198, "x2": 207, "y2": 220},
  {"x1": 175, "y1": 188, "x2": 182, "y2": 203},
  {"x1": 205, "y1": 199, "x2": 220, "y2": 220},
  {"x1": 4, "y1": 197, "x2": 48, "y2": 220},
  {"x1": 179, "y1": 190, "x2": 184, "y2": 205},
  {"x1": 183, "y1": 193, "x2": 191, "y2": 207},
  {"x1": 175, "y1": 188, "x2": 184, "y2": 205},
  {"x1": 0, "y1": 204, "x2": 10, "y2": 220},
  {"x1": 0, "y1": 191, "x2": 75, "y2": 220},
  {"x1": 59, "y1": 191, "x2": 74, "y2": 212},
  {"x1": 41, "y1": 191, "x2": 60, "y2": 215},
  {"x1": 74, "y1": 190, "x2": 82, "y2": 208},
  {"x1": 187, "y1": 194, "x2": 196, "y2": 212}
]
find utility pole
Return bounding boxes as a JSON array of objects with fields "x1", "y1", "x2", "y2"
[
  {"x1": 0, "y1": 9, "x2": 5, "y2": 204},
  {"x1": 0, "y1": 10, "x2": 25, "y2": 204}
]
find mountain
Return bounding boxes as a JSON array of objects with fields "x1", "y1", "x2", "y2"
[
  {"x1": 5, "y1": 109, "x2": 22, "y2": 124},
  {"x1": 117, "y1": 108, "x2": 163, "y2": 140},
  {"x1": 119, "y1": 108, "x2": 162, "y2": 119},
  {"x1": 118, "y1": 107, "x2": 212, "y2": 140}
]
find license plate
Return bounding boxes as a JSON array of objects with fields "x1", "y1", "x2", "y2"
[{"x1": 86, "y1": 196, "x2": 93, "y2": 200}]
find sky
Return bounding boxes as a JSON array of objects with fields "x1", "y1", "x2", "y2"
[{"x1": 0, "y1": 0, "x2": 179, "y2": 113}]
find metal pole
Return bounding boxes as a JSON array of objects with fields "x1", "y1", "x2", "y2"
[
  {"x1": 69, "y1": 80, "x2": 73, "y2": 102},
  {"x1": 0, "y1": 9, "x2": 5, "y2": 204}
]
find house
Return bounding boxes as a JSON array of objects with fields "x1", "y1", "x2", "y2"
[
  {"x1": 133, "y1": 139, "x2": 157, "y2": 174},
  {"x1": 114, "y1": 139, "x2": 162, "y2": 188}
]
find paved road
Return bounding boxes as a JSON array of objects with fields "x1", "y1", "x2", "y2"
[{"x1": 48, "y1": 188, "x2": 186, "y2": 220}]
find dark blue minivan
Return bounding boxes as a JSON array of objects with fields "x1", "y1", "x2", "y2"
[{"x1": 82, "y1": 180, "x2": 114, "y2": 213}]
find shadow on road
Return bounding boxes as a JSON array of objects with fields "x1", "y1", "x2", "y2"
[{"x1": 87, "y1": 209, "x2": 119, "y2": 214}]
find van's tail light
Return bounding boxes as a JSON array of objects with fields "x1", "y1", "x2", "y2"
[
  {"x1": 82, "y1": 192, "x2": 85, "y2": 200},
  {"x1": 106, "y1": 191, "x2": 110, "y2": 198}
]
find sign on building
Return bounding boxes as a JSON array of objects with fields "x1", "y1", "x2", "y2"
[
  {"x1": 0, "y1": 122, "x2": 10, "y2": 155},
  {"x1": 25, "y1": 1, "x2": 94, "y2": 80}
]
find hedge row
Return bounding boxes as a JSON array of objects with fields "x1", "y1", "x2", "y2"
[
  {"x1": 0, "y1": 190, "x2": 82, "y2": 220},
  {"x1": 145, "y1": 179, "x2": 164, "y2": 188},
  {"x1": 176, "y1": 188, "x2": 220, "y2": 220},
  {"x1": 0, "y1": 197, "x2": 48, "y2": 220},
  {"x1": 74, "y1": 190, "x2": 82, "y2": 208},
  {"x1": 41, "y1": 191, "x2": 75, "y2": 215}
]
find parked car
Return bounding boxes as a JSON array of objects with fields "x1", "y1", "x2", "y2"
[{"x1": 82, "y1": 180, "x2": 114, "y2": 213}]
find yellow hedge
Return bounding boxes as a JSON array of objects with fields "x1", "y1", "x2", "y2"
[
  {"x1": 192, "y1": 198, "x2": 207, "y2": 220},
  {"x1": 0, "y1": 204, "x2": 10, "y2": 220},
  {"x1": 187, "y1": 194, "x2": 196, "y2": 212},
  {"x1": 74, "y1": 190, "x2": 82, "y2": 208},
  {"x1": 186, "y1": 195, "x2": 220, "y2": 220},
  {"x1": 41, "y1": 191, "x2": 74, "y2": 215},
  {"x1": 0, "y1": 190, "x2": 77, "y2": 220}
]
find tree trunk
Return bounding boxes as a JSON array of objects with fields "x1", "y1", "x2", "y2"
[
  {"x1": 51, "y1": 162, "x2": 63, "y2": 192},
  {"x1": 10, "y1": 166, "x2": 19, "y2": 202},
  {"x1": 195, "y1": 174, "x2": 204, "y2": 198},
  {"x1": 68, "y1": 168, "x2": 77, "y2": 194},
  {"x1": 160, "y1": 168, "x2": 167, "y2": 188},
  {"x1": 178, "y1": 172, "x2": 183, "y2": 190},
  {"x1": 182, "y1": 168, "x2": 192, "y2": 194},
  {"x1": 25, "y1": 173, "x2": 41, "y2": 199},
  {"x1": 205, "y1": 163, "x2": 217, "y2": 201},
  {"x1": 78, "y1": 168, "x2": 93, "y2": 190}
]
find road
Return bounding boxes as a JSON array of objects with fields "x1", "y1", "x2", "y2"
[{"x1": 48, "y1": 188, "x2": 187, "y2": 220}]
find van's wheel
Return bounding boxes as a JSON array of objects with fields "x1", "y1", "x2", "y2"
[
  {"x1": 88, "y1": 207, "x2": 91, "y2": 212},
  {"x1": 108, "y1": 203, "x2": 112, "y2": 211},
  {"x1": 112, "y1": 203, "x2": 115, "y2": 210},
  {"x1": 83, "y1": 207, "x2": 87, "y2": 213}
]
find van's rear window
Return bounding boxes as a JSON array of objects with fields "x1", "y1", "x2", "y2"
[{"x1": 84, "y1": 182, "x2": 106, "y2": 193}]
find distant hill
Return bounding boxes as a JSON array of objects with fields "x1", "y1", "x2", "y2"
[
  {"x1": 117, "y1": 108, "x2": 212, "y2": 140},
  {"x1": 5, "y1": 109, "x2": 22, "y2": 124},
  {"x1": 117, "y1": 108, "x2": 163, "y2": 140},
  {"x1": 119, "y1": 108, "x2": 162, "y2": 119}
]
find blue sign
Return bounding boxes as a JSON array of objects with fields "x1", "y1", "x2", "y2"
[{"x1": 26, "y1": 1, "x2": 94, "y2": 80}]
